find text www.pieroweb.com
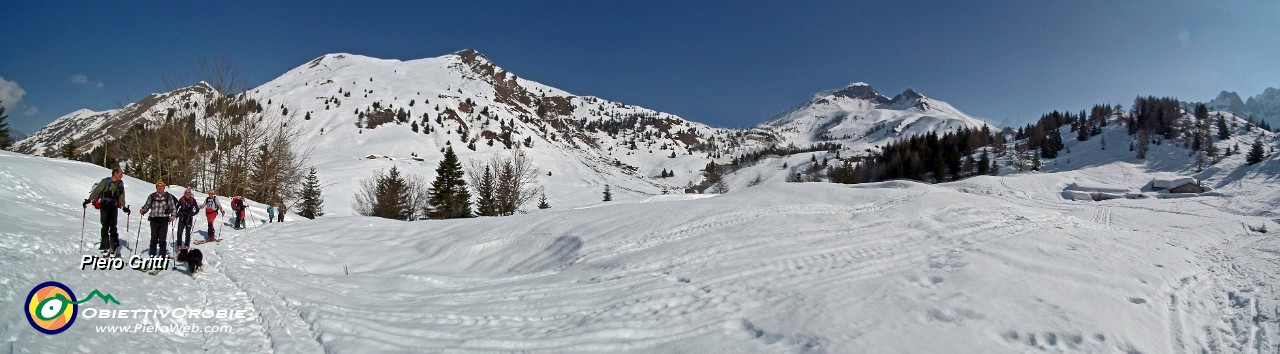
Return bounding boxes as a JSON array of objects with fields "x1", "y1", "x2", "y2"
[{"x1": 94, "y1": 323, "x2": 233, "y2": 334}]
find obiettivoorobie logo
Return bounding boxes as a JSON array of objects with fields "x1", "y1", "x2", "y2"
[{"x1": 25, "y1": 281, "x2": 120, "y2": 335}]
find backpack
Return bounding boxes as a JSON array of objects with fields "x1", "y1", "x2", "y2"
[
  {"x1": 205, "y1": 197, "x2": 218, "y2": 212},
  {"x1": 178, "y1": 197, "x2": 199, "y2": 216},
  {"x1": 95, "y1": 178, "x2": 124, "y2": 201}
]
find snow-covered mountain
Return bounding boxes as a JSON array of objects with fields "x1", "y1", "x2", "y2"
[
  {"x1": 17, "y1": 51, "x2": 1001, "y2": 214},
  {"x1": 17, "y1": 51, "x2": 761, "y2": 213},
  {"x1": 1206, "y1": 91, "x2": 1247, "y2": 114},
  {"x1": 761, "y1": 82, "x2": 991, "y2": 149},
  {"x1": 1193, "y1": 87, "x2": 1280, "y2": 127},
  {"x1": 12, "y1": 83, "x2": 218, "y2": 156}
]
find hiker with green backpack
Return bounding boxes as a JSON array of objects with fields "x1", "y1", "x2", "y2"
[{"x1": 84, "y1": 166, "x2": 130, "y2": 256}]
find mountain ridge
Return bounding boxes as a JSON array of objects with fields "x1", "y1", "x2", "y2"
[{"x1": 16, "y1": 50, "x2": 994, "y2": 213}]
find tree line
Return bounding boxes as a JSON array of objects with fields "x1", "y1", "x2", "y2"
[
  {"x1": 353, "y1": 148, "x2": 545, "y2": 220},
  {"x1": 835, "y1": 126, "x2": 999, "y2": 184}
]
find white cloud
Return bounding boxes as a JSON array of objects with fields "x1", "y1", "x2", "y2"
[
  {"x1": 22, "y1": 106, "x2": 39, "y2": 116},
  {"x1": 0, "y1": 75, "x2": 26, "y2": 111},
  {"x1": 70, "y1": 74, "x2": 104, "y2": 89}
]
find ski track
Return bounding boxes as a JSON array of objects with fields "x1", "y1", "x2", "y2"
[{"x1": 208, "y1": 186, "x2": 1116, "y2": 352}]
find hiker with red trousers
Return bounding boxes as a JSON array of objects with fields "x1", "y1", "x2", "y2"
[{"x1": 204, "y1": 191, "x2": 223, "y2": 240}]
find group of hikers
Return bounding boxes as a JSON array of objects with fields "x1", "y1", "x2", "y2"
[{"x1": 83, "y1": 166, "x2": 289, "y2": 258}]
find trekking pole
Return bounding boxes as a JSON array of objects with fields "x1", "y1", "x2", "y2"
[
  {"x1": 133, "y1": 214, "x2": 144, "y2": 257},
  {"x1": 80, "y1": 205, "x2": 87, "y2": 253},
  {"x1": 171, "y1": 217, "x2": 178, "y2": 255},
  {"x1": 167, "y1": 217, "x2": 174, "y2": 254},
  {"x1": 125, "y1": 205, "x2": 131, "y2": 233}
]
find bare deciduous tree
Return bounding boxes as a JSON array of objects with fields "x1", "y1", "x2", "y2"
[
  {"x1": 163, "y1": 58, "x2": 249, "y2": 96},
  {"x1": 466, "y1": 151, "x2": 543, "y2": 216}
]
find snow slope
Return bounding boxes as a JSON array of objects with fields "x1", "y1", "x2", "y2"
[{"x1": 3, "y1": 149, "x2": 1278, "y2": 352}]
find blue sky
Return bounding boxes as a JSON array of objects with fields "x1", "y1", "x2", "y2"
[{"x1": 2, "y1": 1, "x2": 1278, "y2": 134}]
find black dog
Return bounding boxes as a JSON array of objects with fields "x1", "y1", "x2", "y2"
[{"x1": 185, "y1": 249, "x2": 204, "y2": 275}]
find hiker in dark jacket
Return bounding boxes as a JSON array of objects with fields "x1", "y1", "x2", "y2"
[
  {"x1": 139, "y1": 180, "x2": 177, "y2": 257},
  {"x1": 84, "y1": 167, "x2": 129, "y2": 255},
  {"x1": 175, "y1": 189, "x2": 200, "y2": 250}
]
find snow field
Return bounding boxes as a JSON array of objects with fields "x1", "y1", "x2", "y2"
[{"x1": 3, "y1": 150, "x2": 1278, "y2": 352}]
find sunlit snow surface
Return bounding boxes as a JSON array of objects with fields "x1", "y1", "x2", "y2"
[{"x1": 2, "y1": 147, "x2": 1278, "y2": 353}]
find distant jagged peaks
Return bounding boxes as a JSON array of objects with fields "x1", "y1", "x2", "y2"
[
  {"x1": 1195, "y1": 87, "x2": 1280, "y2": 127},
  {"x1": 888, "y1": 88, "x2": 926, "y2": 107},
  {"x1": 892, "y1": 88, "x2": 924, "y2": 101},
  {"x1": 1208, "y1": 91, "x2": 1246, "y2": 113},
  {"x1": 823, "y1": 82, "x2": 931, "y2": 108}
]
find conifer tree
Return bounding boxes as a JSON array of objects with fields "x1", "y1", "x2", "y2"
[
  {"x1": 537, "y1": 193, "x2": 550, "y2": 209},
  {"x1": 427, "y1": 147, "x2": 472, "y2": 218},
  {"x1": 353, "y1": 166, "x2": 415, "y2": 220},
  {"x1": 1247, "y1": 138, "x2": 1266, "y2": 165},
  {"x1": 710, "y1": 179, "x2": 729, "y2": 194},
  {"x1": 1041, "y1": 128, "x2": 1063, "y2": 158},
  {"x1": 1217, "y1": 115, "x2": 1231, "y2": 140},
  {"x1": 828, "y1": 161, "x2": 857, "y2": 184},
  {"x1": 978, "y1": 149, "x2": 990, "y2": 175},
  {"x1": 298, "y1": 167, "x2": 325, "y2": 219},
  {"x1": 0, "y1": 100, "x2": 11, "y2": 150},
  {"x1": 465, "y1": 152, "x2": 543, "y2": 216},
  {"x1": 602, "y1": 185, "x2": 612, "y2": 202},
  {"x1": 473, "y1": 166, "x2": 497, "y2": 216},
  {"x1": 60, "y1": 138, "x2": 77, "y2": 159}
]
